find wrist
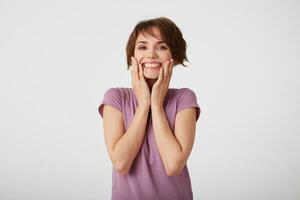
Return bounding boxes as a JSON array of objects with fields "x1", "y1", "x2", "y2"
[
  {"x1": 138, "y1": 103, "x2": 151, "y2": 111},
  {"x1": 151, "y1": 104, "x2": 164, "y2": 111}
]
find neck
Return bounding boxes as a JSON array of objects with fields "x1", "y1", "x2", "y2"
[{"x1": 145, "y1": 78, "x2": 158, "y2": 92}]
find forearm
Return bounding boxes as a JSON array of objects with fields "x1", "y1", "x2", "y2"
[
  {"x1": 151, "y1": 106, "x2": 183, "y2": 176},
  {"x1": 113, "y1": 105, "x2": 150, "y2": 174}
]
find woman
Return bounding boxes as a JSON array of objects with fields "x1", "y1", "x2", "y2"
[{"x1": 98, "y1": 17, "x2": 201, "y2": 200}]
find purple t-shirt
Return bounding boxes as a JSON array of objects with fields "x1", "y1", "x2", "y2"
[{"x1": 98, "y1": 87, "x2": 201, "y2": 200}]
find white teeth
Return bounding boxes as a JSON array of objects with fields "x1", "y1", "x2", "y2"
[{"x1": 144, "y1": 63, "x2": 161, "y2": 68}]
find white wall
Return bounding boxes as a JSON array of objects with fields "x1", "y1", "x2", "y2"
[{"x1": 0, "y1": 0, "x2": 299, "y2": 199}]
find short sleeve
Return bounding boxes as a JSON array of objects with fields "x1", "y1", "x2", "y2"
[
  {"x1": 98, "y1": 88, "x2": 123, "y2": 118},
  {"x1": 177, "y1": 88, "x2": 201, "y2": 121}
]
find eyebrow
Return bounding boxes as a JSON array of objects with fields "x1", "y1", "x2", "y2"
[{"x1": 136, "y1": 41, "x2": 167, "y2": 45}]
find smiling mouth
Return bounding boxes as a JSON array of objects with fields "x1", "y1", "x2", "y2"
[{"x1": 142, "y1": 63, "x2": 162, "y2": 69}]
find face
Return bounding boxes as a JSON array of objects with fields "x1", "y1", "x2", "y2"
[{"x1": 134, "y1": 26, "x2": 172, "y2": 79}]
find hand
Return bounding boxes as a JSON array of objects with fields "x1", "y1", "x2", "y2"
[
  {"x1": 130, "y1": 56, "x2": 151, "y2": 107},
  {"x1": 151, "y1": 58, "x2": 174, "y2": 108}
]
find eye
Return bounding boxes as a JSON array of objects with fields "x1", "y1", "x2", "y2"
[
  {"x1": 137, "y1": 46, "x2": 146, "y2": 50},
  {"x1": 159, "y1": 45, "x2": 168, "y2": 50}
]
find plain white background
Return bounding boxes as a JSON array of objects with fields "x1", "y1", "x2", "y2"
[{"x1": 0, "y1": 0, "x2": 299, "y2": 199}]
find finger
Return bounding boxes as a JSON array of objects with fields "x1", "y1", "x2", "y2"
[
  {"x1": 156, "y1": 67, "x2": 164, "y2": 86},
  {"x1": 131, "y1": 57, "x2": 139, "y2": 81},
  {"x1": 138, "y1": 62, "x2": 145, "y2": 81},
  {"x1": 168, "y1": 59, "x2": 174, "y2": 81},
  {"x1": 163, "y1": 60, "x2": 169, "y2": 80}
]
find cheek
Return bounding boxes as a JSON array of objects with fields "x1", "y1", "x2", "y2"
[
  {"x1": 161, "y1": 51, "x2": 172, "y2": 59},
  {"x1": 134, "y1": 53, "x2": 145, "y2": 65},
  {"x1": 134, "y1": 50, "x2": 142, "y2": 59},
  {"x1": 162, "y1": 54, "x2": 172, "y2": 62}
]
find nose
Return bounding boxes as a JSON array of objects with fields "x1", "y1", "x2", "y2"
[{"x1": 147, "y1": 49, "x2": 158, "y2": 59}]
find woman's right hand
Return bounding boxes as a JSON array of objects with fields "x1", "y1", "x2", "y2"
[{"x1": 130, "y1": 56, "x2": 151, "y2": 108}]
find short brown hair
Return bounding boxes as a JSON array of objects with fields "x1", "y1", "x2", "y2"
[{"x1": 126, "y1": 17, "x2": 189, "y2": 70}]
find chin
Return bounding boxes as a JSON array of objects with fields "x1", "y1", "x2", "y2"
[{"x1": 144, "y1": 73, "x2": 158, "y2": 79}]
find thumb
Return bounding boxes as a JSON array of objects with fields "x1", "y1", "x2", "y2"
[{"x1": 138, "y1": 63, "x2": 145, "y2": 81}]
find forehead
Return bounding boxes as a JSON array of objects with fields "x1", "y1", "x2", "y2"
[{"x1": 135, "y1": 27, "x2": 164, "y2": 43}]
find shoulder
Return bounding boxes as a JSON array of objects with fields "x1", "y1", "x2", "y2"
[
  {"x1": 173, "y1": 87, "x2": 201, "y2": 120},
  {"x1": 103, "y1": 87, "x2": 131, "y2": 98},
  {"x1": 174, "y1": 87, "x2": 197, "y2": 99},
  {"x1": 99, "y1": 87, "x2": 131, "y2": 117},
  {"x1": 177, "y1": 87, "x2": 196, "y2": 93}
]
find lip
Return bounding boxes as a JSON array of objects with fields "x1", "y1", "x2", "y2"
[
  {"x1": 142, "y1": 62, "x2": 162, "y2": 67},
  {"x1": 142, "y1": 62, "x2": 162, "y2": 65}
]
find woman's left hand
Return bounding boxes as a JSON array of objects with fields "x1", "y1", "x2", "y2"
[{"x1": 151, "y1": 58, "x2": 174, "y2": 108}]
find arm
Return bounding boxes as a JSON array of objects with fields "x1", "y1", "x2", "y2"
[
  {"x1": 151, "y1": 105, "x2": 197, "y2": 176},
  {"x1": 102, "y1": 104, "x2": 150, "y2": 175}
]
